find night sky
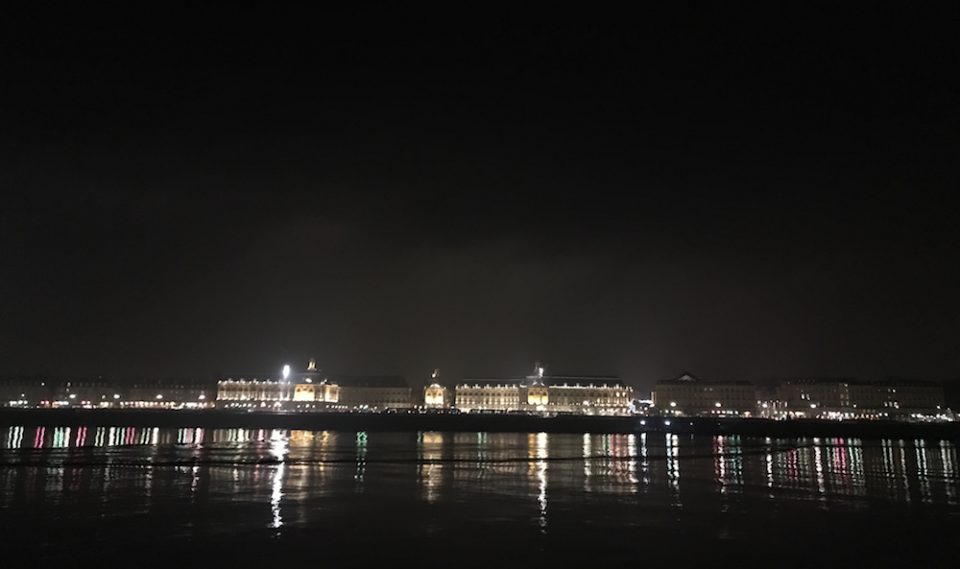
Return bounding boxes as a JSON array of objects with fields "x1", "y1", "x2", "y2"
[{"x1": 2, "y1": 5, "x2": 958, "y2": 391}]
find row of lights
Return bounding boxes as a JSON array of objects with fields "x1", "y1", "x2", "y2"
[
  {"x1": 64, "y1": 393, "x2": 207, "y2": 401},
  {"x1": 668, "y1": 401, "x2": 725, "y2": 408}
]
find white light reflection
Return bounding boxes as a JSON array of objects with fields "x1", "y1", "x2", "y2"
[
  {"x1": 715, "y1": 436, "x2": 727, "y2": 496},
  {"x1": 269, "y1": 430, "x2": 289, "y2": 531},
  {"x1": 764, "y1": 437, "x2": 774, "y2": 494},
  {"x1": 666, "y1": 433, "x2": 680, "y2": 507},
  {"x1": 582, "y1": 433, "x2": 592, "y2": 491},
  {"x1": 813, "y1": 438, "x2": 826, "y2": 503},
  {"x1": 848, "y1": 438, "x2": 866, "y2": 497},
  {"x1": 5, "y1": 427, "x2": 23, "y2": 449},
  {"x1": 354, "y1": 431, "x2": 368, "y2": 491},
  {"x1": 881, "y1": 439, "x2": 896, "y2": 500},
  {"x1": 916, "y1": 439, "x2": 932, "y2": 503},
  {"x1": 730, "y1": 436, "x2": 743, "y2": 489},
  {"x1": 536, "y1": 432, "x2": 548, "y2": 534},
  {"x1": 899, "y1": 439, "x2": 911, "y2": 503},
  {"x1": 418, "y1": 431, "x2": 444, "y2": 503},
  {"x1": 190, "y1": 464, "x2": 200, "y2": 497},
  {"x1": 941, "y1": 441, "x2": 957, "y2": 505},
  {"x1": 639, "y1": 433, "x2": 650, "y2": 489}
]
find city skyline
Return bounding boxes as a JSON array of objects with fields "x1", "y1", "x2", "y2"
[
  {"x1": 1, "y1": 356, "x2": 956, "y2": 399},
  {"x1": 3, "y1": 6, "x2": 959, "y2": 567}
]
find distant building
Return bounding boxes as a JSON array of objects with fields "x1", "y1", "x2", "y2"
[
  {"x1": 216, "y1": 363, "x2": 327, "y2": 408},
  {"x1": 0, "y1": 379, "x2": 53, "y2": 407},
  {"x1": 1, "y1": 378, "x2": 214, "y2": 409},
  {"x1": 652, "y1": 372, "x2": 756, "y2": 416},
  {"x1": 124, "y1": 381, "x2": 213, "y2": 408},
  {"x1": 454, "y1": 364, "x2": 633, "y2": 415},
  {"x1": 331, "y1": 375, "x2": 414, "y2": 410},
  {"x1": 423, "y1": 369, "x2": 449, "y2": 408},
  {"x1": 52, "y1": 381, "x2": 119, "y2": 407},
  {"x1": 215, "y1": 360, "x2": 413, "y2": 410},
  {"x1": 455, "y1": 380, "x2": 522, "y2": 412},
  {"x1": 775, "y1": 378, "x2": 947, "y2": 420}
]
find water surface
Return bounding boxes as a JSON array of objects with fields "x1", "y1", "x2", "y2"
[{"x1": 1, "y1": 426, "x2": 958, "y2": 567}]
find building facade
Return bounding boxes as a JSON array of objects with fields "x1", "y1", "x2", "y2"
[
  {"x1": 0, "y1": 379, "x2": 53, "y2": 407},
  {"x1": 216, "y1": 379, "x2": 294, "y2": 405},
  {"x1": 455, "y1": 367, "x2": 633, "y2": 415},
  {"x1": 215, "y1": 362, "x2": 413, "y2": 411},
  {"x1": 0, "y1": 379, "x2": 215, "y2": 408},
  {"x1": 124, "y1": 382, "x2": 213, "y2": 408},
  {"x1": 423, "y1": 383, "x2": 449, "y2": 408},
  {"x1": 774, "y1": 379, "x2": 947, "y2": 420},
  {"x1": 331, "y1": 376, "x2": 414, "y2": 410},
  {"x1": 455, "y1": 381, "x2": 522, "y2": 412},
  {"x1": 653, "y1": 373, "x2": 756, "y2": 416}
]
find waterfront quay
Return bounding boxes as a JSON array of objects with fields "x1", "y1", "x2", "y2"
[{"x1": 1, "y1": 408, "x2": 958, "y2": 440}]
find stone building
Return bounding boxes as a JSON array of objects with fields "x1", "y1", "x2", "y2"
[
  {"x1": 775, "y1": 378, "x2": 946, "y2": 419},
  {"x1": 454, "y1": 365, "x2": 633, "y2": 415},
  {"x1": 215, "y1": 360, "x2": 413, "y2": 410},
  {"x1": 124, "y1": 381, "x2": 213, "y2": 408},
  {"x1": 423, "y1": 370, "x2": 449, "y2": 408},
  {"x1": 652, "y1": 372, "x2": 756, "y2": 416}
]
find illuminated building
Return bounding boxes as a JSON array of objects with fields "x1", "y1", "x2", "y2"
[
  {"x1": 454, "y1": 364, "x2": 633, "y2": 415},
  {"x1": 124, "y1": 382, "x2": 213, "y2": 408},
  {"x1": 331, "y1": 375, "x2": 413, "y2": 410},
  {"x1": 216, "y1": 360, "x2": 413, "y2": 410},
  {"x1": 216, "y1": 378, "x2": 295, "y2": 404},
  {"x1": 455, "y1": 381, "x2": 522, "y2": 412},
  {"x1": 53, "y1": 381, "x2": 116, "y2": 407},
  {"x1": 423, "y1": 370, "x2": 448, "y2": 408},
  {"x1": 216, "y1": 361, "x2": 326, "y2": 407},
  {"x1": 293, "y1": 382, "x2": 316, "y2": 401},
  {"x1": 0, "y1": 379, "x2": 53, "y2": 407},
  {"x1": 0, "y1": 379, "x2": 214, "y2": 409},
  {"x1": 423, "y1": 384, "x2": 448, "y2": 407},
  {"x1": 775, "y1": 378, "x2": 948, "y2": 420},
  {"x1": 652, "y1": 372, "x2": 756, "y2": 416}
]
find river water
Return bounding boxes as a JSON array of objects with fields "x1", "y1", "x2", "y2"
[{"x1": 1, "y1": 426, "x2": 958, "y2": 567}]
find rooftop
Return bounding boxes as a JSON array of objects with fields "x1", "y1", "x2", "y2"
[
  {"x1": 459, "y1": 375, "x2": 625, "y2": 388},
  {"x1": 657, "y1": 372, "x2": 753, "y2": 385}
]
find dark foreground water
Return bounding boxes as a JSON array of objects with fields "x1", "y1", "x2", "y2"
[{"x1": 1, "y1": 427, "x2": 958, "y2": 568}]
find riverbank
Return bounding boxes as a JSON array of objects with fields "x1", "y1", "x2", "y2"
[{"x1": 0, "y1": 408, "x2": 958, "y2": 440}]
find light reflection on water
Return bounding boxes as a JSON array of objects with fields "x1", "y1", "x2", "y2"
[
  {"x1": 2, "y1": 428, "x2": 958, "y2": 503},
  {"x1": 1, "y1": 425, "x2": 959, "y2": 562}
]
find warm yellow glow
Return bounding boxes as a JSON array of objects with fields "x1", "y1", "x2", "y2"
[
  {"x1": 424, "y1": 383, "x2": 446, "y2": 407},
  {"x1": 293, "y1": 384, "x2": 316, "y2": 402}
]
